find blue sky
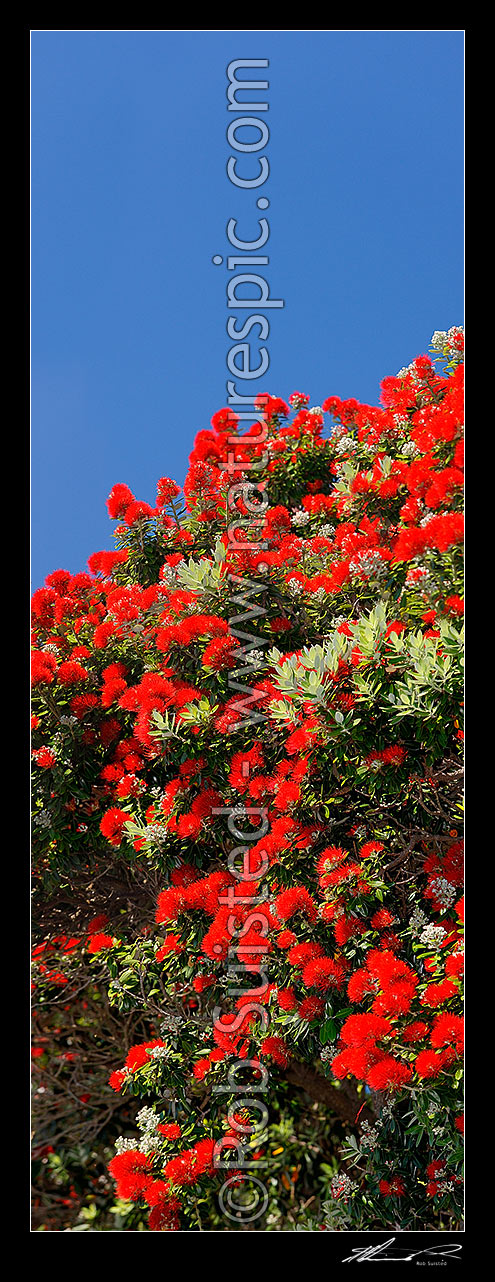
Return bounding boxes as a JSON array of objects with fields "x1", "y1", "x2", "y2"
[{"x1": 31, "y1": 30, "x2": 464, "y2": 589}]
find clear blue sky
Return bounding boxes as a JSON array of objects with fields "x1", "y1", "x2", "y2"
[{"x1": 31, "y1": 30, "x2": 464, "y2": 589}]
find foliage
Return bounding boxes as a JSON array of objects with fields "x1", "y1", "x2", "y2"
[{"x1": 32, "y1": 326, "x2": 464, "y2": 1231}]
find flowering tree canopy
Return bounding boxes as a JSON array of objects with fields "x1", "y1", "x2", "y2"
[{"x1": 32, "y1": 326, "x2": 464, "y2": 1232}]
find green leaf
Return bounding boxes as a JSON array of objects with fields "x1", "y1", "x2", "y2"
[{"x1": 320, "y1": 1018, "x2": 337, "y2": 1044}]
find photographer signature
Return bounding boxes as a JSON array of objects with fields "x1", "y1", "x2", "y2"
[{"x1": 342, "y1": 1237, "x2": 462, "y2": 1263}]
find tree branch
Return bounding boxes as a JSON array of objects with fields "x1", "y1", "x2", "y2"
[{"x1": 284, "y1": 1060, "x2": 374, "y2": 1125}]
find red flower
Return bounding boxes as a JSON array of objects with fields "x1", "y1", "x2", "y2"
[
  {"x1": 109, "y1": 1069, "x2": 127, "y2": 1091},
  {"x1": 108, "y1": 1149, "x2": 153, "y2": 1200},
  {"x1": 414, "y1": 1050, "x2": 449, "y2": 1079},
  {"x1": 32, "y1": 746, "x2": 56, "y2": 768},
  {"x1": 261, "y1": 1036, "x2": 291, "y2": 1068},
  {"x1": 277, "y1": 987, "x2": 298, "y2": 1012},
  {"x1": 429, "y1": 1012, "x2": 463, "y2": 1055},
  {"x1": 156, "y1": 476, "x2": 181, "y2": 506},
  {"x1": 370, "y1": 908, "x2": 395, "y2": 930},
  {"x1": 298, "y1": 996, "x2": 324, "y2": 1021},
  {"x1": 57, "y1": 660, "x2": 89, "y2": 684},
  {"x1": 273, "y1": 885, "x2": 318, "y2": 924},
  {"x1": 87, "y1": 914, "x2": 109, "y2": 932},
  {"x1": 366, "y1": 1057, "x2": 412, "y2": 1090},
  {"x1": 148, "y1": 1197, "x2": 181, "y2": 1231},
  {"x1": 156, "y1": 934, "x2": 183, "y2": 960},
  {"x1": 302, "y1": 956, "x2": 346, "y2": 991},
  {"x1": 421, "y1": 980, "x2": 458, "y2": 1008},
  {"x1": 87, "y1": 933, "x2": 115, "y2": 954},
  {"x1": 99, "y1": 807, "x2": 130, "y2": 847},
  {"x1": 107, "y1": 483, "x2": 135, "y2": 519},
  {"x1": 379, "y1": 1177, "x2": 405, "y2": 1197},
  {"x1": 158, "y1": 1123, "x2": 182, "y2": 1140}
]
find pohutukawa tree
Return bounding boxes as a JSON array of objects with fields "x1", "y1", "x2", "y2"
[{"x1": 32, "y1": 327, "x2": 464, "y2": 1233}]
